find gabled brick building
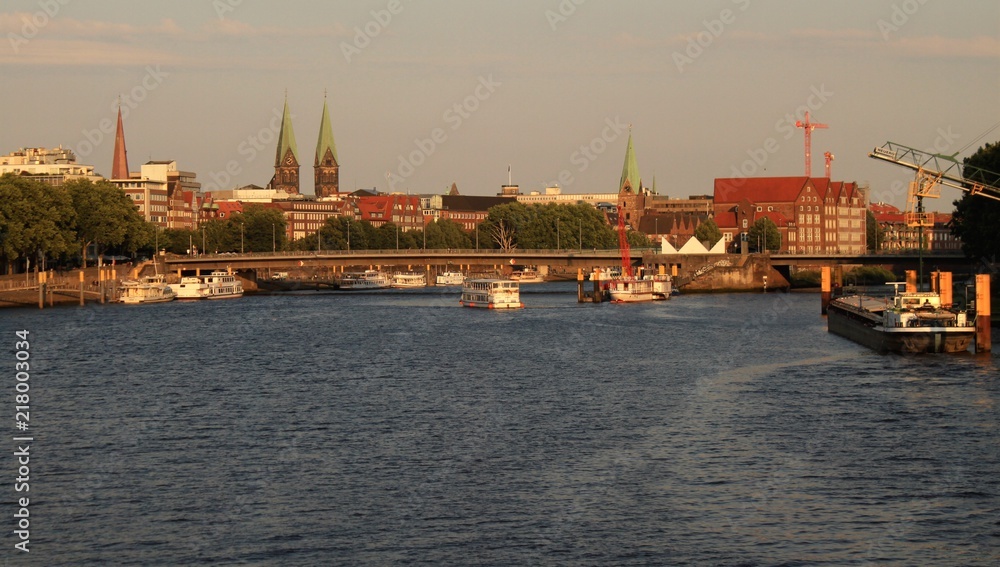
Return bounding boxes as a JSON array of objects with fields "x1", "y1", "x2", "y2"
[{"x1": 714, "y1": 176, "x2": 867, "y2": 253}]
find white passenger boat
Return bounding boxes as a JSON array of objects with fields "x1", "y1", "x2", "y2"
[
  {"x1": 339, "y1": 270, "x2": 391, "y2": 290},
  {"x1": 392, "y1": 272, "x2": 427, "y2": 288},
  {"x1": 607, "y1": 277, "x2": 655, "y2": 303},
  {"x1": 173, "y1": 276, "x2": 209, "y2": 300},
  {"x1": 460, "y1": 279, "x2": 524, "y2": 309},
  {"x1": 435, "y1": 271, "x2": 465, "y2": 286},
  {"x1": 119, "y1": 275, "x2": 176, "y2": 304},
  {"x1": 202, "y1": 271, "x2": 244, "y2": 299},
  {"x1": 174, "y1": 271, "x2": 244, "y2": 300},
  {"x1": 510, "y1": 266, "x2": 544, "y2": 283}
]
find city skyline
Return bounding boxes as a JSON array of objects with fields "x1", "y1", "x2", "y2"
[{"x1": 3, "y1": 0, "x2": 998, "y2": 211}]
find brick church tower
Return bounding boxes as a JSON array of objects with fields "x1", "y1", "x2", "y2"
[
  {"x1": 269, "y1": 96, "x2": 300, "y2": 194},
  {"x1": 314, "y1": 95, "x2": 340, "y2": 198},
  {"x1": 617, "y1": 129, "x2": 644, "y2": 229}
]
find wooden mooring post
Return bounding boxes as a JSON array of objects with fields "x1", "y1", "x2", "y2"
[
  {"x1": 38, "y1": 271, "x2": 45, "y2": 309},
  {"x1": 976, "y1": 274, "x2": 991, "y2": 354},
  {"x1": 821, "y1": 266, "x2": 831, "y2": 314}
]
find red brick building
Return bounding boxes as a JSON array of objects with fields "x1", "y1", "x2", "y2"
[
  {"x1": 869, "y1": 202, "x2": 961, "y2": 253},
  {"x1": 714, "y1": 176, "x2": 867, "y2": 254}
]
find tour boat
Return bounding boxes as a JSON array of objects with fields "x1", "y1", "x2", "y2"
[
  {"x1": 174, "y1": 271, "x2": 244, "y2": 300},
  {"x1": 391, "y1": 272, "x2": 427, "y2": 288},
  {"x1": 173, "y1": 276, "x2": 209, "y2": 300},
  {"x1": 607, "y1": 272, "x2": 672, "y2": 303},
  {"x1": 510, "y1": 266, "x2": 544, "y2": 283},
  {"x1": 339, "y1": 270, "x2": 391, "y2": 290},
  {"x1": 435, "y1": 271, "x2": 465, "y2": 286},
  {"x1": 460, "y1": 279, "x2": 524, "y2": 309},
  {"x1": 607, "y1": 277, "x2": 655, "y2": 303},
  {"x1": 201, "y1": 271, "x2": 244, "y2": 299},
  {"x1": 119, "y1": 275, "x2": 176, "y2": 304},
  {"x1": 827, "y1": 283, "x2": 976, "y2": 354}
]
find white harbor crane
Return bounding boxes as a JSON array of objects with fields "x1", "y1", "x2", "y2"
[{"x1": 868, "y1": 141, "x2": 1000, "y2": 286}]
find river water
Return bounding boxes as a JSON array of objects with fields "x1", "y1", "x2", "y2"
[{"x1": 2, "y1": 285, "x2": 998, "y2": 565}]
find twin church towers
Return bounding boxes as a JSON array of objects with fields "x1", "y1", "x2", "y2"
[{"x1": 269, "y1": 94, "x2": 340, "y2": 197}]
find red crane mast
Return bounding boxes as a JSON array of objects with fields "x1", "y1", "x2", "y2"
[
  {"x1": 794, "y1": 111, "x2": 828, "y2": 177},
  {"x1": 617, "y1": 206, "x2": 634, "y2": 279}
]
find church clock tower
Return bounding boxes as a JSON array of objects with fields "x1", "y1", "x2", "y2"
[
  {"x1": 314, "y1": 94, "x2": 340, "y2": 198},
  {"x1": 617, "y1": 128, "x2": 644, "y2": 229},
  {"x1": 270, "y1": 95, "x2": 300, "y2": 194}
]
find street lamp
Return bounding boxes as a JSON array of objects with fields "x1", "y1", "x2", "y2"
[
  {"x1": 556, "y1": 218, "x2": 560, "y2": 250},
  {"x1": 579, "y1": 219, "x2": 582, "y2": 251},
  {"x1": 347, "y1": 221, "x2": 351, "y2": 252},
  {"x1": 272, "y1": 223, "x2": 276, "y2": 253},
  {"x1": 396, "y1": 224, "x2": 399, "y2": 250},
  {"x1": 240, "y1": 223, "x2": 244, "y2": 254}
]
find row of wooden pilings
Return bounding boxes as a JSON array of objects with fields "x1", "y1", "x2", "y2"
[
  {"x1": 34, "y1": 267, "x2": 118, "y2": 309},
  {"x1": 820, "y1": 266, "x2": 991, "y2": 353}
]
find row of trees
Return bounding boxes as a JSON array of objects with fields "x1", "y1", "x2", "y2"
[
  {"x1": 179, "y1": 201, "x2": 651, "y2": 254},
  {"x1": 0, "y1": 175, "x2": 150, "y2": 273}
]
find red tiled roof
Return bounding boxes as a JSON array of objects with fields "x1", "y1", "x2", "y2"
[
  {"x1": 216, "y1": 202, "x2": 243, "y2": 216},
  {"x1": 758, "y1": 210, "x2": 790, "y2": 227},
  {"x1": 869, "y1": 202, "x2": 901, "y2": 215},
  {"x1": 714, "y1": 177, "x2": 810, "y2": 204},
  {"x1": 715, "y1": 210, "x2": 738, "y2": 229}
]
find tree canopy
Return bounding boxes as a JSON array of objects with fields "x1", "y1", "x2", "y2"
[
  {"x1": 747, "y1": 217, "x2": 781, "y2": 252},
  {"x1": 693, "y1": 218, "x2": 722, "y2": 247},
  {"x1": 951, "y1": 140, "x2": 1000, "y2": 262},
  {"x1": 477, "y1": 202, "x2": 618, "y2": 250},
  {"x1": 66, "y1": 178, "x2": 149, "y2": 267}
]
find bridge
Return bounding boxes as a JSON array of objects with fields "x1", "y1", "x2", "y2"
[{"x1": 159, "y1": 249, "x2": 977, "y2": 288}]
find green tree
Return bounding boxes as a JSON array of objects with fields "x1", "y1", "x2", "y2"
[
  {"x1": 0, "y1": 174, "x2": 76, "y2": 272},
  {"x1": 626, "y1": 230, "x2": 652, "y2": 248},
  {"x1": 865, "y1": 209, "x2": 883, "y2": 253},
  {"x1": 65, "y1": 178, "x2": 149, "y2": 266},
  {"x1": 233, "y1": 205, "x2": 287, "y2": 253},
  {"x1": 424, "y1": 219, "x2": 472, "y2": 249},
  {"x1": 951, "y1": 140, "x2": 1000, "y2": 262},
  {"x1": 747, "y1": 217, "x2": 780, "y2": 252},
  {"x1": 693, "y1": 218, "x2": 722, "y2": 247}
]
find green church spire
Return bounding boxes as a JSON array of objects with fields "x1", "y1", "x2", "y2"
[
  {"x1": 315, "y1": 96, "x2": 338, "y2": 166},
  {"x1": 619, "y1": 128, "x2": 640, "y2": 193},
  {"x1": 275, "y1": 95, "x2": 299, "y2": 166}
]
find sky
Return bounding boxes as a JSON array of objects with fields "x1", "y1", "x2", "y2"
[{"x1": 2, "y1": 0, "x2": 998, "y2": 212}]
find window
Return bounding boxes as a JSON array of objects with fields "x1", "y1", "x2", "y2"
[{"x1": 742, "y1": 219, "x2": 748, "y2": 228}]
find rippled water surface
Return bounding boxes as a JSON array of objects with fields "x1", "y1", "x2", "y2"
[{"x1": 3, "y1": 285, "x2": 998, "y2": 565}]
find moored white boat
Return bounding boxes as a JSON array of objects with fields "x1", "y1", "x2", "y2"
[
  {"x1": 174, "y1": 271, "x2": 244, "y2": 300},
  {"x1": 120, "y1": 275, "x2": 176, "y2": 304},
  {"x1": 510, "y1": 267, "x2": 544, "y2": 283},
  {"x1": 392, "y1": 272, "x2": 427, "y2": 288},
  {"x1": 173, "y1": 276, "x2": 209, "y2": 300},
  {"x1": 607, "y1": 278, "x2": 655, "y2": 303},
  {"x1": 339, "y1": 270, "x2": 391, "y2": 290},
  {"x1": 435, "y1": 271, "x2": 465, "y2": 286},
  {"x1": 460, "y1": 279, "x2": 523, "y2": 309},
  {"x1": 201, "y1": 271, "x2": 244, "y2": 299}
]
